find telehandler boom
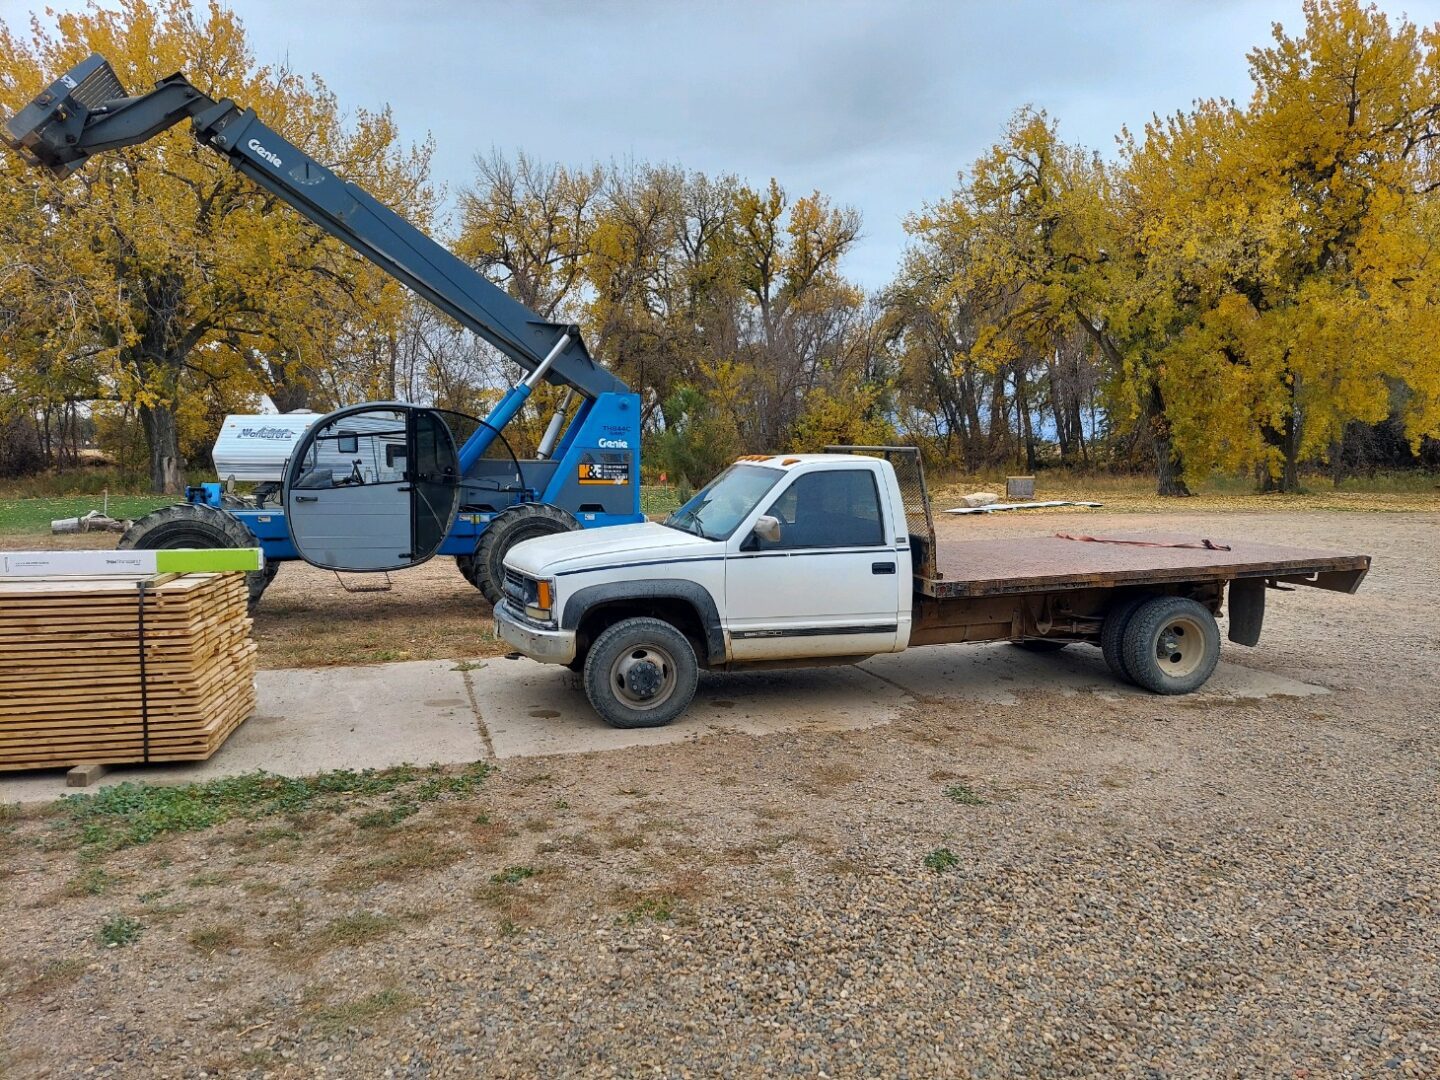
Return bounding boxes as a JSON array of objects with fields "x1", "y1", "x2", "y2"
[{"x1": 5, "y1": 54, "x2": 643, "y2": 608}]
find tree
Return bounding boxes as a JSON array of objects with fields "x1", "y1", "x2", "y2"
[
  {"x1": 1122, "y1": 0, "x2": 1440, "y2": 491},
  {"x1": 0, "y1": 0, "x2": 433, "y2": 491}
]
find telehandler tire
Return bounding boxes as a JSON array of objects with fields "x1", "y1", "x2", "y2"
[
  {"x1": 118, "y1": 502, "x2": 274, "y2": 611},
  {"x1": 471, "y1": 503, "x2": 579, "y2": 605},
  {"x1": 583, "y1": 616, "x2": 698, "y2": 729},
  {"x1": 1121, "y1": 596, "x2": 1221, "y2": 695}
]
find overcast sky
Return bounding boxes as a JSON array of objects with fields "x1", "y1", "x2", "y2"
[{"x1": 5, "y1": 0, "x2": 1440, "y2": 289}]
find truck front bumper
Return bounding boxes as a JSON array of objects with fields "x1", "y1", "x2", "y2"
[{"x1": 494, "y1": 601, "x2": 576, "y2": 666}]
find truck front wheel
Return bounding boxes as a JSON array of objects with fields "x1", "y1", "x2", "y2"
[
  {"x1": 583, "y1": 617, "x2": 699, "y2": 729},
  {"x1": 1121, "y1": 596, "x2": 1220, "y2": 695}
]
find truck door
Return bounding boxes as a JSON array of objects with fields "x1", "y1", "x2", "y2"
[
  {"x1": 284, "y1": 404, "x2": 460, "y2": 571},
  {"x1": 725, "y1": 466, "x2": 901, "y2": 660}
]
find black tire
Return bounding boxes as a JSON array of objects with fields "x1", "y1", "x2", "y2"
[
  {"x1": 472, "y1": 503, "x2": 579, "y2": 605},
  {"x1": 455, "y1": 553, "x2": 488, "y2": 595},
  {"x1": 583, "y1": 616, "x2": 698, "y2": 729},
  {"x1": 1100, "y1": 593, "x2": 1150, "y2": 684},
  {"x1": 1121, "y1": 596, "x2": 1221, "y2": 695},
  {"x1": 118, "y1": 503, "x2": 272, "y2": 611},
  {"x1": 1011, "y1": 639, "x2": 1069, "y2": 653}
]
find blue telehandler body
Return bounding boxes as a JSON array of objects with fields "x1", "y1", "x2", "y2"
[{"x1": 4, "y1": 54, "x2": 644, "y2": 608}]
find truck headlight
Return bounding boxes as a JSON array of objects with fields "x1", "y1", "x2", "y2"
[{"x1": 525, "y1": 578, "x2": 556, "y2": 623}]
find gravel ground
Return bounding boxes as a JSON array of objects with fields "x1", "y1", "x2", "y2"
[{"x1": 1, "y1": 510, "x2": 1436, "y2": 1078}]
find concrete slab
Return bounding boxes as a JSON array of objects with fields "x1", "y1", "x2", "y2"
[
  {"x1": 0, "y1": 644, "x2": 1325, "y2": 804},
  {"x1": 0, "y1": 659, "x2": 486, "y2": 805},
  {"x1": 860, "y1": 643, "x2": 1328, "y2": 705},
  {"x1": 474, "y1": 656, "x2": 911, "y2": 759}
]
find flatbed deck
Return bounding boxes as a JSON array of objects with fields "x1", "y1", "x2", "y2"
[{"x1": 920, "y1": 532, "x2": 1371, "y2": 599}]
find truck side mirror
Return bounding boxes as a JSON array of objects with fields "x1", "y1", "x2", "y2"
[{"x1": 753, "y1": 515, "x2": 782, "y2": 544}]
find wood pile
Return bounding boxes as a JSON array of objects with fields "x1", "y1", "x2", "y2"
[{"x1": 0, "y1": 572, "x2": 256, "y2": 771}]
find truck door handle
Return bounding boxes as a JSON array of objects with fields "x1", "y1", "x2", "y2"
[
  {"x1": 294, "y1": 495, "x2": 318, "y2": 503},
  {"x1": 872, "y1": 561, "x2": 896, "y2": 575}
]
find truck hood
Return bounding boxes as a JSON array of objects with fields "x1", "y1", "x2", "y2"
[{"x1": 504, "y1": 522, "x2": 717, "y2": 577}]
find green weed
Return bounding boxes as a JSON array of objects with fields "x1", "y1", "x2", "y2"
[
  {"x1": 943, "y1": 783, "x2": 987, "y2": 806},
  {"x1": 924, "y1": 847, "x2": 960, "y2": 874},
  {"x1": 98, "y1": 914, "x2": 142, "y2": 947}
]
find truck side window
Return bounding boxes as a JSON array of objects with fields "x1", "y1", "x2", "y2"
[{"x1": 761, "y1": 469, "x2": 884, "y2": 550}]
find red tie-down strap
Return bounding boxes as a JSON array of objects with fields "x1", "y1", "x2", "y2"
[{"x1": 1054, "y1": 533, "x2": 1233, "y2": 552}]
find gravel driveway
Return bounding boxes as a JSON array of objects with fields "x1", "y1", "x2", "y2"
[{"x1": 1, "y1": 510, "x2": 1436, "y2": 1078}]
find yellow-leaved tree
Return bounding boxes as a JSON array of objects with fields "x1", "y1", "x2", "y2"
[
  {"x1": 1123, "y1": 0, "x2": 1440, "y2": 490},
  {"x1": 0, "y1": 0, "x2": 433, "y2": 491}
]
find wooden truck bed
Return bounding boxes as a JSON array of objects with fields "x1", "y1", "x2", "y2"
[{"x1": 918, "y1": 532, "x2": 1371, "y2": 599}]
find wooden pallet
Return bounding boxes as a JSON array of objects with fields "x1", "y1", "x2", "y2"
[{"x1": 0, "y1": 572, "x2": 257, "y2": 772}]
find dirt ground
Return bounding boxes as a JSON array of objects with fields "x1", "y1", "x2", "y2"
[{"x1": 0, "y1": 509, "x2": 1437, "y2": 1077}]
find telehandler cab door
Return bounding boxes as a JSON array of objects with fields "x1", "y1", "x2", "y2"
[{"x1": 284, "y1": 404, "x2": 460, "y2": 571}]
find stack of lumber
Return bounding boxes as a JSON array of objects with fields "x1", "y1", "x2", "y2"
[{"x1": 0, "y1": 572, "x2": 256, "y2": 771}]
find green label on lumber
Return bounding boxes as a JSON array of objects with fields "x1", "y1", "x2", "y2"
[{"x1": 153, "y1": 549, "x2": 263, "y2": 573}]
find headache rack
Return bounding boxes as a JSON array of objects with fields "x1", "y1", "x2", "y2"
[{"x1": 824, "y1": 445, "x2": 939, "y2": 581}]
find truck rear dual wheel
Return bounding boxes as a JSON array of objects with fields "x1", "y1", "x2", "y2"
[
  {"x1": 1117, "y1": 596, "x2": 1220, "y2": 695},
  {"x1": 583, "y1": 617, "x2": 699, "y2": 729},
  {"x1": 462, "y1": 503, "x2": 579, "y2": 605},
  {"x1": 118, "y1": 503, "x2": 276, "y2": 612},
  {"x1": 1100, "y1": 594, "x2": 1150, "y2": 683}
]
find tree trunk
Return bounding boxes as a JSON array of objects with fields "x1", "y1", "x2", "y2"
[
  {"x1": 1148, "y1": 382, "x2": 1190, "y2": 497},
  {"x1": 139, "y1": 401, "x2": 185, "y2": 494}
]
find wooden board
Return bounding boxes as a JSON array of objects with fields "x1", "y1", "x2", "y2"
[{"x1": 0, "y1": 571, "x2": 257, "y2": 772}]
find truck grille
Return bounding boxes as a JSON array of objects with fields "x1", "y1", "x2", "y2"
[{"x1": 502, "y1": 569, "x2": 527, "y2": 607}]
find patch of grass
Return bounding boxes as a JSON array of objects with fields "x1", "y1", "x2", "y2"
[
  {"x1": 18, "y1": 957, "x2": 86, "y2": 999},
  {"x1": 324, "y1": 837, "x2": 469, "y2": 890},
  {"x1": 188, "y1": 924, "x2": 241, "y2": 953},
  {"x1": 489, "y1": 865, "x2": 538, "y2": 885},
  {"x1": 943, "y1": 783, "x2": 987, "y2": 806},
  {"x1": 98, "y1": 914, "x2": 142, "y2": 948},
  {"x1": 639, "y1": 485, "x2": 685, "y2": 518},
  {"x1": 315, "y1": 911, "x2": 398, "y2": 949},
  {"x1": 0, "y1": 492, "x2": 173, "y2": 535},
  {"x1": 929, "y1": 468, "x2": 1440, "y2": 515},
  {"x1": 185, "y1": 870, "x2": 236, "y2": 888},
  {"x1": 621, "y1": 895, "x2": 675, "y2": 925},
  {"x1": 62, "y1": 867, "x2": 114, "y2": 897},
  {"x1": 451, "y1": 660, "x2": 483, "y2": 672},
  {"x1": 356, "y1": 804, "x2": 417, "y2": 829},
  {"x1": 311, "y1": 987, "x2": 414, "y2": 1034},
  {"x1": 923, "y1": 847, "x2": 960, "y2": 874},
  {"x1": 53, "y1": 763, "x2": 490, "y2": 851}
]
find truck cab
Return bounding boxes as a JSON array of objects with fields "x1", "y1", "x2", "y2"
[{"x1": 496, "y1": 454, "x2": 917, "y2": 725}]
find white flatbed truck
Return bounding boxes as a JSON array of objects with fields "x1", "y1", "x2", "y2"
[{"x1": 495, "y1": 448, "x2": 1371, "y2": 729}]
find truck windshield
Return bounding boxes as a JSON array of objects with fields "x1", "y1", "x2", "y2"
[{"x1": 663, "y1": 465, "x2": 783, "y2": 540}]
